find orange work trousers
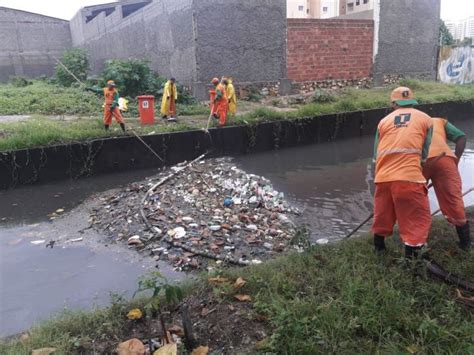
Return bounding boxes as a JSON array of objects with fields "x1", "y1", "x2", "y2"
[
  {"x1": 212, "y1": 100, "x2": 228, "y2": 126},
  {"x1": 423, "y1": 156, "x2": 466, "y2": 226},
  {"x1": 372, "y1": 181, "x2": 431, "y2": 247},
  {"x1": 104, "y1": 105, "x2": 124, "y2": 125}
]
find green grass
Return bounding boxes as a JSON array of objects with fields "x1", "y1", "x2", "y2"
[
  {"x1": 0, "y1": 82, "x2": 100, "y2": 116},
  {"x1": 220, "y1": 217, "x2": 474, "y2": 354},
  {"x1": 1, "y1": 216, "x2": 472, "y2": 354},
  {"x1": 0, "y1": 116, "x2": 200, "y2": 151},
  {"x1": 0, "y1": 79, "x2": 473, "y2": 152}
]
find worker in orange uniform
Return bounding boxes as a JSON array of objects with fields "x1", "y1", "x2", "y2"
[
  {"x1": 372, "y1": 87, "x2": 433, "y2": 259},
  {"x1": 225, "y1": 77, "x2": 237, "y2": 115},
  {"x1": 423, "y1": 118, "x2": 470, "y2": 250},
  {"x1": 161, "y1": 77, "x2": 178, "y2": 122},
  {"x1": 87, "y1": 80, "x2": 126, "y2": 132},
  {"x1": 211, "y1": 77, "x2": 228, "y2": 127}
]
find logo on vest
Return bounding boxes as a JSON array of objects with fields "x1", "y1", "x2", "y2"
[{"x1": 394, "y1": 113, "x2": 411, "y2": 128}]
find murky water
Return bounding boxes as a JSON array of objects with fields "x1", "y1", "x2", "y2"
[
  {"x1": 235, "y1": 119, "x2": 474, "y2": 240},
  {"x1": 1, "y1": 119, "x2": 473, "y2": 337},
  {"x1": 0, "y1": 169, "x2": 184, "y2": 337}
]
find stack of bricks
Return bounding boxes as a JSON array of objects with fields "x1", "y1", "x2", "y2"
[{"x1": 287, "y1": 19, "x2": 374, "y2": 82}]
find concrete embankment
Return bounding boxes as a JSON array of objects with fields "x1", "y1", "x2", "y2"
[{"x1": 1, "y1": 101, "x2": 472, "y2": 189}]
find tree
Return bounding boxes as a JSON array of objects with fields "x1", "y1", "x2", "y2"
[
  {"x1": 55, "y1": 48, "x2": 89, "y2": 87},
  {"x1": 440, "y1": 20, "x2": 455, "y2": 46}
]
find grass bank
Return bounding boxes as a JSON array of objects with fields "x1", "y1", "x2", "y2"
[
  {"x1": 0, "y1": 79, "x2": 473, "y2": 152},
  {"x1": 1, "y1": 214, "x2": 472, "y2": 354},
  {"x1": 0, "y1": 81, "x2": 208, "y2": 118}
]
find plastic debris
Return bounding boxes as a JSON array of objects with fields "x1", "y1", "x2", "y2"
[
  {"x1": 316, "y1": 238, "x2": 329, "y2": 245},
  {"x1": 89, "y1": 158, "x2": 300, "y2": 271},
  {"x1": 127, "y1": 308, "x2": 143, "y2": 320}
]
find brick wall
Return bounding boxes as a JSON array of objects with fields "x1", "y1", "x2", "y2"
[{"x1": 287, "y1": 19, "x2": 374, "y2": 82}]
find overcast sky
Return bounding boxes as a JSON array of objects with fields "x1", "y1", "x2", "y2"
[{"x1": 0, "y1": 0, "x2": 472, "y2": 21}]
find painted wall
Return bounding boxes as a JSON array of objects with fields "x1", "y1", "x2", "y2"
[
  {"x1": 287, "y1": 19, "x2": 374, "y2": 81},
  {"x1": 0, "y1": 7, "x2": 72, "y2": 82},
  {"x1": 373, "y1": 0, "x2": 441, "y2": 85},
  {"x1": 287, "y1": 0, "x2": 307, "y2": 18},
  {"x1": 438, "y1": 46, "x2": 474, "y2": 85}
]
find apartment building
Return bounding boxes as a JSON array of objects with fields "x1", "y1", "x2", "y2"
[
  {"x1": 339, "y1": 0, "x2": 374, "y2": 16},
  {"x1": 287, "y1": 0, "x2": 338, "y2": 19},
  {"x1": 445, "y1": 16, "x2": 474, "y2": 41}
]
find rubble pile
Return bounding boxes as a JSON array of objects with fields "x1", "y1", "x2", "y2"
[{"x1": 90, "y1": 158, "x2": 300, "y2": 271}]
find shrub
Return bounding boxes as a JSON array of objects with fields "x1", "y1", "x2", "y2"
[
  {"x1": 101, "y1": 58, "x2": 163, "y2": 98},
  {"x1": 311, "y1": 89, "x2": 337, "y2": 104},
  {"x1": 9, "y1": 76, "x2": 32, "y2": 88},
  {"x1": 55, "y1": 48, "x2": 89, "y2": 87}
]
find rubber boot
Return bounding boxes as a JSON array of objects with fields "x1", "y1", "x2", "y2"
[
  {"x1": 120, "y1": 123, "x2": 126, "y2": 132},
  {"x1": 104, "y1": 125, "x2": 110, "y2": 131},
  {"x1": 456, "y1": 222, "x2": 471, "y2": 250},
  {"x1": 374, "y1": 234, "x2": 386, "y2": 253},
  {"x1": 405, "y1": 245, "x2": 423, "y2": 259}
]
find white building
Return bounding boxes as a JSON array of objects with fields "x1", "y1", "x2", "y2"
[
  {"x1": 287, "y1": 0, "x2": 308, "y2": 18},
  {"x1": 340, "y1": 0, "x2": 374, "y2": 16},
  {"x1": 444, "y1": 16, "x2": 474, "y2": 41},
  {"x1": 287, "y1": 0, "x2": 339, "y2": 19}
]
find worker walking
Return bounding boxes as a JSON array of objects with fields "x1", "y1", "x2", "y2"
[
  {"x1": 423, "y1": 118, "x2": 470, "y2": 250},
  {"x1": 211, "y1": 77, "x2": 228, "y2": 127},
  {"x1": 372, "y1": 87, "x2": 433, "y2": 259},
  {"x1": 87, "y1": 80, "x2": 126, "y2": 132},
  {"x1": 161, "y1": 77, "x2": 178, "y2": 122},
  {"x1": 225, "y1": 77, "x2": 237, "y2": 115}
]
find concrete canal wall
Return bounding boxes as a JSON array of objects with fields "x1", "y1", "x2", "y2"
[{"x1": 0, "y1": 101, "x2": 472, "y2": 189}]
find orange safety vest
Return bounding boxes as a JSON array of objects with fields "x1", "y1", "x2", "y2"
[
  {"x1": 103, "y1": 87, "x2": 117, "y2": 105},
  {"x1": 375, "y1": 108, "x2": 432, "y2": 184},
  {"x1": 428, "y1": 118, "x2": 457, "y2": 159},
  {"x1": 216, "y1": 83, "x2": 228, "y2": 102}
]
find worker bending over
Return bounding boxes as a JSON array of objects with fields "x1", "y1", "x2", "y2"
[
  {"x1": 372, "y1": 87, "x2": 433, "y2": 259},
  {"x1": 423, "y1": 117, "x2": 470, "y2": 250},
  {"x1": 211, "y1": 77, "x2": 228, "y2": 127},
  {"x1": 225, "y1": 77, "x2": 237, "y2": 115},
  {"x1": 87, "y1": 80, "x2": 125, "y2": 132},
  {"x1": 161, "y1": 77, "x2": 178, "y2": 122}
]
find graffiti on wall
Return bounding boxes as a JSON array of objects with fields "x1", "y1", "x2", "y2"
[{"x1": 438, "y1": 46, "x2": 474, "y2": 85}]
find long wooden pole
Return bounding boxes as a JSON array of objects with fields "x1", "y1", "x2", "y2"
[{"x1": 53, "y1": 56, "x2": 85, "y2": 86}]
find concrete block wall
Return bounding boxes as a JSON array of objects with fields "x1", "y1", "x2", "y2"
[
  {"x1": 0, "y1": 7, "x2": 72, "y2": 82},
  {"x1": 70, "y1": 0, "x2": 196, "y2": 86},
  {"x1": 287, "y1": 19, "x2": 374, "y2": 82},
  {"x1": 373, "y1": 0, "x2": 441, "y2": 85},
  {"x1": 70, "y1": 0, "x2": 287, "y2": 98},
  {"x1": 193, "y1": 0, "x2": 287, "y2": 83}
]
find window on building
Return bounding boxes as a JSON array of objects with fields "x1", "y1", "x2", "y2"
[
  {"x1": 298, "y1": 5, "x2": 304, "y2": 11},
  {"x1": 363, "y1": 0, "x2": 369, "y2": 3},
  {"x1": 347, "y1": 3, "x2": 354, "y2": 11},
  {"x1": 356, "y1": 0, "x2": 360, "y2": 5},
  {"x1": 323, "y1": 6, "x2": 328, "y2": 12}
]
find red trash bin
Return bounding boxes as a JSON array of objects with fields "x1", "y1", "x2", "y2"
[{"x1": 137, "y1": 95, "x2": 155, "y2": 125}]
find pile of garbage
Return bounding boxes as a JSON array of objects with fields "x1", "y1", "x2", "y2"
[{"x1": 89, "y1": 158, "x2": 301, "y2": 271}]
